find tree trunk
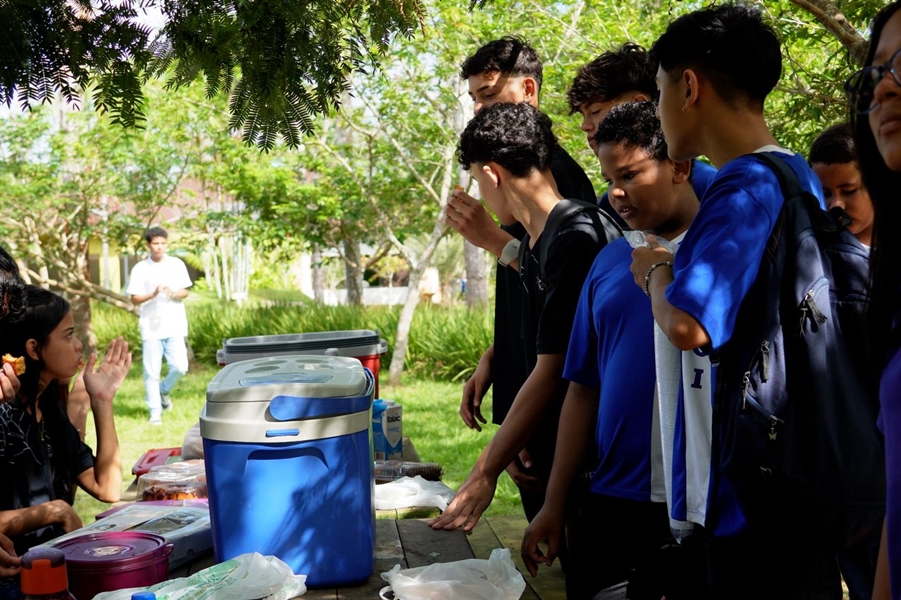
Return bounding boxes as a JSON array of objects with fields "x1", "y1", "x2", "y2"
[
  {"x1": 388, "y1": 268, "x2": 422, "y2": 386},
  {"x1": 312, "y1": 244, "x2": 325, "y2": 303},
  {"x1": 463, "y1": 240, "x2": 488, "y2": 309},
  {"x1": 72, "y1": 254, "x2": 97, "y2": 354},
  {"x1": 71, "y1": 293, "x2": 96, "y2": 355},
  {"x1": 343, "y1": 237, "x2": 364, "y2": 306}
]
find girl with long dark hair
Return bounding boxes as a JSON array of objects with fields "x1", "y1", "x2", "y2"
[
  {"x1": 848, "y1": 2, "x2": 901, "y2": 597},
  {"x1": 0, "y1": 286, "x2": 130, "y2": 554}
]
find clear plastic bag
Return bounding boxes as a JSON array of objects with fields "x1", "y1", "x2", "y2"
[
  {"x1": 379, "y1": 548, "x2": 525, "y2": 600},
  {"x1": 93, "y1": 552, "x2": 307, "y2": 600},
  {"x1": 374, "y1": 475, "x2": 455, "y2": 511},
  {"x1": 181, "y1": 421, "x2": 204, "y2": 460}
]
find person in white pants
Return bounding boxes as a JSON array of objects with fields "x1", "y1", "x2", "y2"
[{"x1": 126, "y1": 226, "x2": 192, "y2": 425}]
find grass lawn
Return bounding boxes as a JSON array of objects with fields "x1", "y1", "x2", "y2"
[{"x1": 75, "y1": 363, "x2": 524, "y2": 524}]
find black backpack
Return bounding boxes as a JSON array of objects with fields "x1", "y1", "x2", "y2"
[
  {"x1": 712, "y1": 152, "x2": 885, "y2": 551},
  {"x1": 518, "y1": 198, "x2": 623, "y2": 290}
]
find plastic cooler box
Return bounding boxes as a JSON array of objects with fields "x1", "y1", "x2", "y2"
[
  {"x1": 201, "y1": 355, "x2": 375, "y2": 587},
  {"x1": 216, "y1": 330, "x2": 387, "y2": 396}
]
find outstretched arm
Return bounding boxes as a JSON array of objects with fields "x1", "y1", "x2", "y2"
[
  {"x1": 429, "y1": 353, "x2": 567, "y2": 531},
  {"x1": 77, "y1": 337, "x2": 131, "y2": 502}
]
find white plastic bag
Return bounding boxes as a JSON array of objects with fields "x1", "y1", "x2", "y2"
[
  {"x1": 379, "y1": 548, "x2": 525, "y2": 600},
  {"x1": 92, "y1": 552, "x2": 307, "y2": 600},
  {"x1": 181, "y1": 421, "x2": 204, "y2": 459},
  {"x1": 374, "y1": 475, "x2": 455, "y2": 511}
]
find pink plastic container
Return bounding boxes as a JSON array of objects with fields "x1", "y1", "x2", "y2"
[{"x1": 53, "y1": 532, "x2": 173, "y2": 600}]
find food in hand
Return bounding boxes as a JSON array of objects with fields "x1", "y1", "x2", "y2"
[
  {"x1": 453, "y1": 184, "x2": 464, "y2": 192},
  {"x1": 1, "y1": 354, "x2": 25, "y2": 376}
]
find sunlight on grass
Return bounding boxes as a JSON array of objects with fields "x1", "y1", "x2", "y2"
[{"x1": 76, "y1": 365, "x2": 524, "y2": 524}]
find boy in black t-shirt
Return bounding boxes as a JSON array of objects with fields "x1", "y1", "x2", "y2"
[
  {"x1": 430, "y1": 102, "x2": 614, "y2": 532},
  {"x1": 444, "y1": 36, "x2": 595, "y2": 521}
]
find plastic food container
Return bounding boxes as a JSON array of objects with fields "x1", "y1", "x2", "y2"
[
  {"x1": 53, "y1": 532, "x2": 172, "y2": 600},
  {"x1": 131, "y1": 447, "x2": 182, "y2": 477},
  {"x1": 136, "y1": 460, "x2": 207, "y2": 501},
  {"x1": 216, "y1": 330, "x2": 387, "y2": 396},
  {"x1": 201, "y1": 355, "x2": 375, "y2": 588}
]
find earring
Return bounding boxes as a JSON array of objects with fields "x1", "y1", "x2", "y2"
[{"x1": 682, "y1": 104, "x2": 690, "y2": 113}]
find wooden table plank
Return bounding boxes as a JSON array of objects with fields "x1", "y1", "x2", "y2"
[
  {"x1": 396, "y1": 519, "x2": 474, "y2": 568},
  {"x1": 334, "y1": 520, "x2": 405, "y2": 600}
]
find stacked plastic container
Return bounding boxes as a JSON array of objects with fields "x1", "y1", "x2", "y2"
[
  {"x1": 200, "y1": 355, "x2": 375, "y2": 587},
  {"x1": 215, "y1": 330, "x2": 387, "y2": 396}
]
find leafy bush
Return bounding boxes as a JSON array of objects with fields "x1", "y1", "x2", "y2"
[{"x1": 92, "y1": 300, "x2": 492, "y2": 382}]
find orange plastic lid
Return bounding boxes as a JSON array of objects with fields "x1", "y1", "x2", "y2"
[{"x1": 20, "y1": 548, "x2": 68, "y2": 594}]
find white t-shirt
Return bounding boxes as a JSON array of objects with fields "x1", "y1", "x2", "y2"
[{"x1": 126, "y1": 255, "x2": 193, "y2": 340}]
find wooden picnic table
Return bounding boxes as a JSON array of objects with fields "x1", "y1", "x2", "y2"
[{"x1": 171, "y1": 517, "x2": 566, "y2": 600}]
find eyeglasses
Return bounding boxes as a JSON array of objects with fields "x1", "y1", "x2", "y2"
[{"x1": 845, "y1": 47, "x2": 901, "y2": 115}]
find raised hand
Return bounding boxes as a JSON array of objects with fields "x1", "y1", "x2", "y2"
[{"x1": 83, "y1": 337, "x2": 132, "y2": 407}]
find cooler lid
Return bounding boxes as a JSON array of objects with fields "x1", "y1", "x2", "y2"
[
  {"x1": 223, "y1": 329, "x2": 380, "y2": 354},
  {"x1": 206, "y1": 355, "x2": 369, "y2": 405}
]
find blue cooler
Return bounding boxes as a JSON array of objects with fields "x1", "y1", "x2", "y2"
[{"x1": 200, "y1": 355, "x2": 375, "y2": 587}]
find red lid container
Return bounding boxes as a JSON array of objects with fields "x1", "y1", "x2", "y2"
[
  {"x1": 53, "y1": 532, "x2": 172, "y2": 600},
  {"x1": 132, "y1": 447, "x2": 182, "y2": 476}
]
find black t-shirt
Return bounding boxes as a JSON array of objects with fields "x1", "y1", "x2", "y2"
[
  {"x1": 0, "y1": 392, "x2": 95, "y2": 553},
  {"x1": 518, "y1": 204, "x2": 609, "y2": 471},
  {"x1": 491, "y1": 144, "x2": 596, "y2": 425}
]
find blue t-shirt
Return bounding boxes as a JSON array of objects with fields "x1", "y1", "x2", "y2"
[
  {"x1": 666, "y1": 151, "x2": 825, "y2": 536},
  {"x1": 564, "y1": 238, "x2": 661, "y2": 502},
  {"x1": 667, "y1": 152, "x2": 824, "y2": 350},
  {"x1": 880, "y1": 347, "x2": 901, "y2": 600}
]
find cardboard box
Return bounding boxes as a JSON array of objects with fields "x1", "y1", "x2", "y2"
[{"x1": 372, "y1": 399, "x2": 403, "y2": 460}]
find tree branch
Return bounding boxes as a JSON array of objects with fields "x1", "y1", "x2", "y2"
[{"x1": 788, "y1": 0, "x2": 868, "y2": 65}]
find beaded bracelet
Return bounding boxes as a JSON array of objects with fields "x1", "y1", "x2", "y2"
[{"x1": 643, "y1": 261, "x2": 674, "y2": 298}]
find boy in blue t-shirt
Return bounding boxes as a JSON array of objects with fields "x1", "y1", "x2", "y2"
[
  {"x1": 630, "y1": 5, "x2": 840, "y2": 599},
  {"x1": 522, "y1": 102, "x2": 704, "y2": 599}
]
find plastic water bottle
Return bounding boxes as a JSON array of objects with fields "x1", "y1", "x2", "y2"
[
  {"x1": 20, "y1": 548, "x2": 76, "y2": 600},
  {"x1": 372, "y1": 398, "x2": 388, "y2": 460}
]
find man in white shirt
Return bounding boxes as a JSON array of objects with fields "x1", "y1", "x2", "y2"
[{"x1": 126, "y1": 227, "x2": 192, "y2": 425}]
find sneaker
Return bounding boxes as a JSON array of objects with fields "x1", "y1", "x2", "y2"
[
  {"x1": 149, "y1": 413, "x2": 163, "y2": 426},
  {"x1": 161, "y1": 393, "x2": 172, "y2": 411}
]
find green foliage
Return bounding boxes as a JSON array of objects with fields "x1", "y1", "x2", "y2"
[
  {"x1": 93, "y1": 299, "x2": 492, "y2": 382},
  {"x1": 0, "y1": 1, "x2": 153, "y2": 127},
  {"x1": 147, "y1": 0, "x2": 423, "y2": 150}
]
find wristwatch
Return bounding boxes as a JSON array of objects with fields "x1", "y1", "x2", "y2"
[{"x1": 498, "y1": 238, "x2": 521, "y2": 267}]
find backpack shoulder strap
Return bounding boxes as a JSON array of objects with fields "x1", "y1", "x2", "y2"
[
  {"x1": 538, "y1": 199, "x2": 622, "y2": 280},
  {"x1": 753, "y1": 152, "x2": 840, "y2": 235}
]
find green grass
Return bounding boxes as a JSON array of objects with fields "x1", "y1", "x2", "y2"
[{"x1": 75, "y1": 365, "x2": 523, "y2": 524}]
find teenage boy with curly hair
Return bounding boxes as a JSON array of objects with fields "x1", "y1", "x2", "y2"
[
  {"x1": 431, "y1": 102, "x2": 615, "y2": 534},
  {"x1": 522, "y1": 101, "x2": 706, "y2": 599}
]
